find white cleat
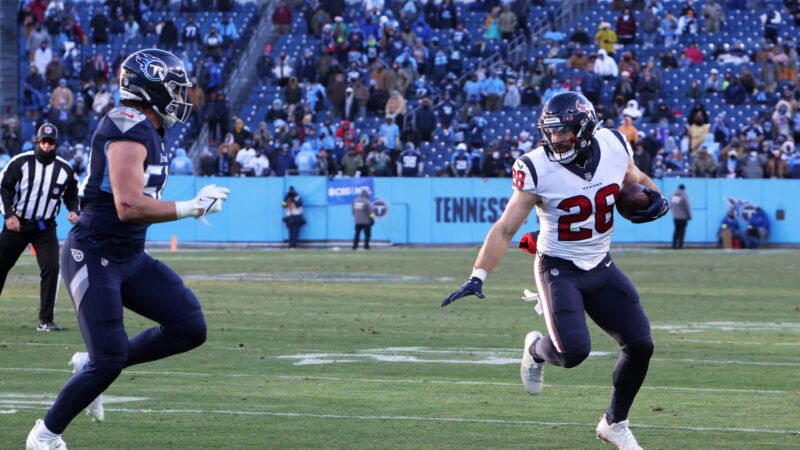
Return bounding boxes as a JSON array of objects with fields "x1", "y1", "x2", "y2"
[
  {"x1": 26, "y1": 420, "x2": 68, "y2": 449},
  {"x1": 596, "y1": 414, "x2": 643, "y2": 450},
  {"x1": 520, "y1": 331, "x2": 544, "y2": 395},
  {"x1": 68, "y1": 352, "x2": 105, "y2": 422}
]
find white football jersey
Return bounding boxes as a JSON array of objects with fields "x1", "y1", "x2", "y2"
[{"x1": 512, "y1": 128, "x2": 633, "y2": 270}]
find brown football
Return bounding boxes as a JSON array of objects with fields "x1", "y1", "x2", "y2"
[{"x1": 616, "y1": 183, "x2": 651, "y2": 220}]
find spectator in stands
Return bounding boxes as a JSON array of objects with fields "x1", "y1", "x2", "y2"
[
  {"x1": 633, "y1": 142, "x2": 652, "y2": 176},
  {"x1": 636, "y1": 68, "x2": 660, "y2": 115},
  {"x1": 186, "y1": 78, "x2": 205, "y2": 131},
  {"x1": 593, "y1": 49, "x2": 618, "y2": 79},
  {"x1": 69, "y1": 147, "x2": 87, "y2": 177},
  {"x1": 640, "y1": 8, "x2": 659, "y2": 48},
  {"x1": 595, "y1": 21, "x2": 617, "y2": 56},
  {"x1": 90, "y1": 8, "x2": 109, "y2": 44},
  {"x1": 739, "y1": 149, "x2": 767, "y2": 178},
  {"x1": 2, "y1": 117, "x2": 23, "y2": 155},
  {"x1": 158, "y1": 19, "x2": 179, "y2": 51},
  {"x1": 542, "y1": 78, "x2": 565, "y2": 104},
  {"x1": 231, "y1": 118, "x2": 253, "y2": 148},
  {"x1": 214, "y1": 144, "x2": 234, "y2": 176},
  {"x1": 204, "y1": 26, "x2": 223, "y2": 60},
  {"x1": 384, "y1": 90, "x2": 406, "y2": 124},
  {"x1": 44, "y1": 53, "x2": 65, "y2": 89},
  {"x1": 618, "y1": 115, "x2": 638, "y2": 145},
  {"x1": 760, "y1": 8, "x2": 781, "y2": 45},
  {"x1": 659, "y1": 11, "x2": 677, "y2": 47},
  {"x1": 724, "y1": 72, "x2": 748, "y2": 105},
  {"x1": 568, "y1": 49, "x2": 590, "y2": 71},
  {"x1": 613, "y1": 72, "x2": 635, "y2": 104},
  {"x1": 704, "y1": 68, "x2": 723, "y2": 93},
  {"x1": 295, "y1": 143, "x2": 318, "y2": 175},
  {"x1": 765, "y1": 146, "x2": 789, "y2": 178},
  {"x1": 170, "y1": 148, "x2": 194, "y2": 175},
  {"x1": 66, "y1": 102, "x2": 89, "y2": 144},
  {"x1": 616, "y1": 7, "x2": 636, "y2": 46},
  {"x1": 481, "y1": 71, "x2": 505, "y2": 112},
  {"x1": 414, "y1": 97, "x2": 436, "y2": 143},
  {"x1": 341, "y1": 145, "x2": 363, "y2": 176},
  {"x1": 49, "y1": 78, "x2": 73, "y2": 111},
  {"x1": 379, "y1": 116, "x2": 400, "y2": 152},
  {"x1": 282, "y1": 186, "x2": 305, "y2": 248},
  {"x1": 499, "y1": 5, "x2": 517, "y2": 41},
  {"x1": 677, "y1": 7, "x2": 698, "y2": 39},
  {"x1": 273, "y1": 0, "x2": 293, "y2": 37},
  {"x1": 622, "y1": 99, "x2": 643, "y2": 121},
  {"x1": 91, "y1": 84, "x2": 113, "y2": 116},
  {"x1": 687, "y1": 108, "x2": 710, "y2": 155},
  {"x1": 569, "y1": 24, "x2": 590, "y2": 46},
  {"x1": 32, "y1": 40, "x2": 52, "y2": 79},
  {"x1": 218, "y1": 16, "x2": 240, "y2": 46},
  {"x1": 481, "y1": 143, "x2": 505, "y2": 177},
  {"x1": 327, "y1": 73, "x2": 347, "y2": 117},
  {"x1": 450, "y1": 143, "x2": 471, "y2": 177},
  {"x1": 759, "y1": 56, "x2": 779, "y2": 95},
  {"x1": 284, "y1": 77, "x2": 303, "y2": 106},
  {"x1": 701, "y1": 1, "x2": 725, "y2": 34},
  {"x1": 745, "y1": 207, "x2": 770, "y2": 248},
  {"x1": 397, "y1": 142, "x2": 422, "y2": 177},
  {"x1": 692, "y1": 145, "x2": 717, "y2": 177},
  {"x1": 181, "y1": 15, "x2": 200, "y2": 52},
  {"x1": 366, "y1": 140, "x2": 391, "y2": 176},
  {"x1": 683, "y1": 41, "x2": 703, "y2": 64},
  {"x1": 718, "y1": 208, "x2": 740, "y2": 248}
]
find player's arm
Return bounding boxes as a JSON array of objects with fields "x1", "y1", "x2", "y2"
[
  {"x1": 441, "y1": 190, "x2": 540, "y2": 307},
  {"x1": 622, "y1": 158, "x2": 670, "y2": 224},
  {"x1": 108, "y1": 141, "x2": 229, "y2": 223}
]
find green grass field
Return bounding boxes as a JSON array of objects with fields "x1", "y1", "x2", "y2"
[{"x1": 1, "y1": 248, "x2": 799, "y2": 449}]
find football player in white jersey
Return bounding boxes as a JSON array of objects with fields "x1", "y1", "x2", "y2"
[{"x1": 441, "y1": 92, "x2": 669, "y2": 450}]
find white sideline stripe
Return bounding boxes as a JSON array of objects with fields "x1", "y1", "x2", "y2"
[
  {"x1": 675, "y1": 339, "x2": 800, "y2": 346},
  {"x1": 0, "y1": 368, "x2": 206, "y2": 376},
  {"x1": 651, "y1": 358, "x2": 800, "y2": 367},
  {"x1": 2, "y1": 405, "x2": 797, "y2": 435},
  {"x1": 267, "y1": 375, "x2": 791, "y2": 395},
  {"x1": 0, "y1": 409, "x2": 17, "y2": 414}
]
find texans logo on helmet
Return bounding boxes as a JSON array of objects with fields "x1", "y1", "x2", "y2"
[
  {"x1": 575, "y1": 100, "x2": 591, "y2": 114},
  {"x1": 135, "y1": 53, "x2": 168, "y2": 82}
]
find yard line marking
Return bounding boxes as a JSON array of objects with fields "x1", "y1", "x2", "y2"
[
  {"x1": 674, "y1": 339, "x2": 800, "y2": 346},
  {"x1": 652, "y1": 358, "x2": 800, "y2": 367},
  {"x1": 2, "y1": 405, "x2": 798, "y2": 435},
  {"x1": 266, "y1": 375, "x2": 792, "y2": 395},
  {"x1": 653, "y1": 322, "x2": 800, "y2": 332},
  {"x1": 0, "y1": 368, "x2": 206, "y2": 376}
]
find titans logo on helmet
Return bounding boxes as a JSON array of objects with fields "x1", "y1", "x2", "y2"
[{"x1": 135, "y1": 53, "x2": 168, "y2": 82}]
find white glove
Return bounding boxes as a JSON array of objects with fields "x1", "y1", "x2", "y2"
[{"x1": 175, "y1": 184, "x2": 230, "y2": 224}]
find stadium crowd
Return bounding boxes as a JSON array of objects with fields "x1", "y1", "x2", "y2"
[{"x1": 2, "y1": 0, "x2": 800, "y2": 180}]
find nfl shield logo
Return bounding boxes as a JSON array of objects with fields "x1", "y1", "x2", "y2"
[
  {"x1": 101, "y1": 258, "x2": 109, "y2": 267},
  {"x1": 550, "y1": 268, "x2": 560, "y2": 277},
  {"x1": 584, "y1": 173, "x2": 593, "y2": 181}
]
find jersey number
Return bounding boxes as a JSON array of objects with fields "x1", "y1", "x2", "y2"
[
  {"x1": 557, "y1": 184, "x2": 620, "y2": 241},
  {"x1": 511, "y1": 167, "x2": 526, "y2": 190}
]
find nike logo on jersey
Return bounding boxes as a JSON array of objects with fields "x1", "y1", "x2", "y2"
[
  {"x1": 122, "y1": 112, "x2": 135, "y2": 118},
  {"x1": 604, "y1": 260, "x2": 612, "y2": 267}
]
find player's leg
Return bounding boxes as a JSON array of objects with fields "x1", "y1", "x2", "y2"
[
  {"x1": 0, "y1": 229, "x2": 30, "y2": 296},
  {"x1": 584, "y1": 259, "x2": 653, "y2": 425},
  {"x1": 353, "y1": 224, "x2": 362, "y2": 249},
  {"x1": 32, "y1": 226, "x2": 60, "y2": 325},
  {"x1": 530, "y1": 255, "x2": 592, "y2": 368},
  {"x1": 121, "y1": 254, "x2": 206, "y2": 367},
  {"x1": 40, "y1": 237, "x2": 129, "y2": 435}
]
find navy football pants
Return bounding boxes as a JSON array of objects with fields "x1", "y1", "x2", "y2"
[
  {"x1": 531, "y1": 253, "x2": 653, "y2": 424},
  {"x1": 44, "y1": 235, "x2": 207, "y2": 434}
]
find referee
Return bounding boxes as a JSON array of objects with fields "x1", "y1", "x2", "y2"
[{"x1": 0, "y1": 123, "x2": 79, "y2": 331}]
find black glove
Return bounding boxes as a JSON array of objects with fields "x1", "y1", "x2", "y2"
[
  {"x1": 630, "y1": 188, "x2": 670, "y2": 224},
  {"x1": 441, "y1": 277, "x2": 485, "y2": 307}
]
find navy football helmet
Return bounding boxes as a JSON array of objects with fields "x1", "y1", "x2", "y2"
[
  {"x1": 537, "y1": 91, "x2": 598, "y2": 164},
  {"x1": 119, "y1": 49, "x2": 192, "y2": 126}
]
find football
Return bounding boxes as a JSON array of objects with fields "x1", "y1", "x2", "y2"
[{"x1": 616, "y1": 183, "x2": 652, "y2": 220}]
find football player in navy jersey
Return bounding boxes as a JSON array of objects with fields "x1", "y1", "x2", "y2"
[
  {"x1": 27, "y1": 49, "x2": 230, "y2": 449},
  {"x1": 442, "y1": 92, "x2": 669, "y2": 449}
]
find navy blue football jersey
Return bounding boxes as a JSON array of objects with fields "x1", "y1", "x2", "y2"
[{"x1": 75, "y1": 106, "x2": 169, "y2": 242}]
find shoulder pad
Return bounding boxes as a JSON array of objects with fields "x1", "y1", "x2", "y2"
[{"x1": 106, "y1": 107, "x2": 148, "y2": 134}]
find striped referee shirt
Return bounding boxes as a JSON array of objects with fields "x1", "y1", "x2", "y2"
[{"x1": 0, "y1": 151, "x2": 79, "y2": 222}]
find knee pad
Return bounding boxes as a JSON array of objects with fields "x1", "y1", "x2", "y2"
[
  {"x1": 167, "y1": 309, "x2": 207, "y2": 349},
  {"x1": 562, "y1": 351, "x2": 590, "y2": 368},
  {"x1": 87, "y1": 355, "x2": 127, "y2": 380},
  {"x1": 624, "y1": 339, "x2": 654, "y2": 360}
]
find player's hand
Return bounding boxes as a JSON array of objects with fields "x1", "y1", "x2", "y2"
[
  {"x1": 630, "y1": 188, "x2": 670, "y2": 224},
  {"x1": 67, "y1": 211, "x2": 79, "y2": 224},
  {"x1": 441, "y1": 277, "x2": 485, "y2": 307},
  {"x1": 4, "y1": 216, "x2": 20, "y2": 232},
  {"x1": 519, "y1": 231, "x2": 539, "y2": 255},
  {"x1": 192, "y1": 184, "x2": 230, "y2": 217}
]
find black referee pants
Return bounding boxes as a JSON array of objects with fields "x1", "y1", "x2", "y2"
[{"x1": 0, "y1": 225, "x2": 60, "y2": 323}]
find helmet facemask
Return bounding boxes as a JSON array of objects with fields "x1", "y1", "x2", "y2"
[
  {"x1": 539, "y1": 119, "x2": 594, "y2": 164},
  {"x1": 159, "y1": 79, "x2": 193, "y2": 126}
]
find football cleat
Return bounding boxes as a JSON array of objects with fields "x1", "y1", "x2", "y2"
[
  {"x1": 69, "y1": 352, "x2": 105, "y2": 422},
  {"x1": 596, "y1": 414, "x2": 643, "y2": 450},
  {"x1": 36, "y1": 322, "x2": 63, "y2": 332},
  {"x1": 26, "y1": 420, "x2": 68, "y2": 449},
  {"x1": 520, "y1": 331, "x2": 544, "y2": 395}
]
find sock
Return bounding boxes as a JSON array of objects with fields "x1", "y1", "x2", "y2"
[
  {"x1": 35, "y1": 420, "x2": 60, "y2": 441},
  {"x1": 529, "y1": 337, "x2": 545, "y2": 364}
]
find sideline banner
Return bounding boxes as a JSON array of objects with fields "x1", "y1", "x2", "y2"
[{"x1": 327, "y1": 178, "x2": 374, "y2": 205}]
